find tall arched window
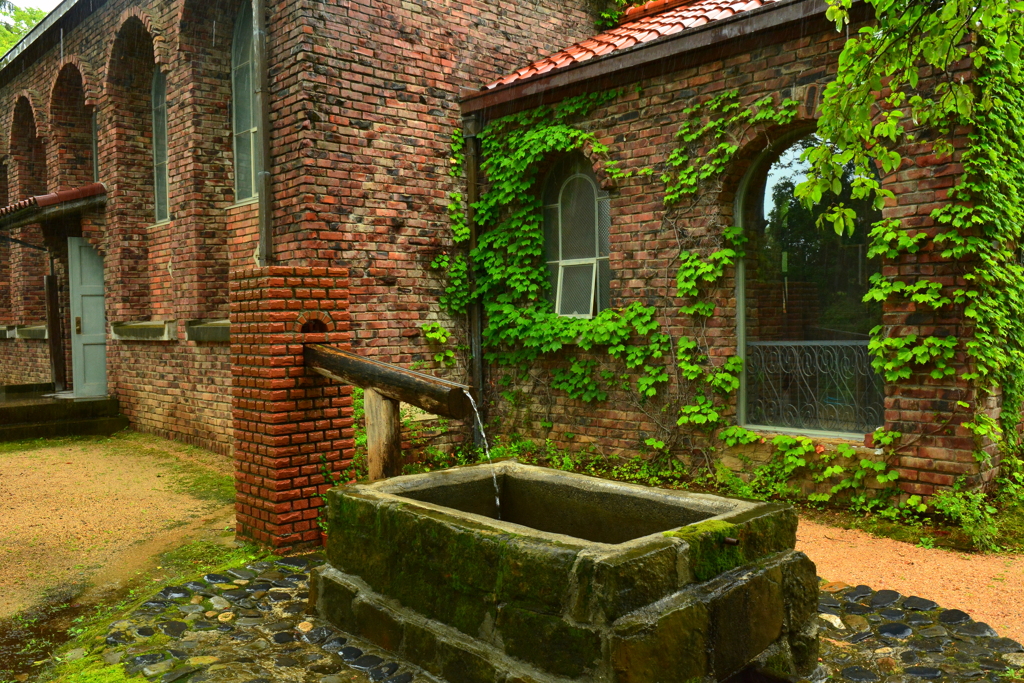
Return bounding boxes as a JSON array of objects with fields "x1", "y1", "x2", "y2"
[
  {"x1": 152, "y1": 70, "x2": 168, "y2": 222},
  {"x1": 232, "y1": 2, "x2": 259, "y2": 201},
  {"x1": 543, "y1": 155, "x2": 610, "y2": 317},
  {"x1": 738, "y1": 134, "x2": 884, "y2": 434}
]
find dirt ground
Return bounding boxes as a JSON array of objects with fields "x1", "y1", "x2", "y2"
[
  {"x1": 797, "y1": 518, "x2": 1024, "y2": 643},
  {"x1": 0, "y1": 433, "x2": 236, "y2": 619}
]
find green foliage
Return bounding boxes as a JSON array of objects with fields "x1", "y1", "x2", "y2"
[
  {"x1": 662, "y1": 91, "x2": 798, "y2": 205},
  {"x1": 0, "y1": 3, "x2": 44, "y2": 57},
  {"x1": 429, "y1": 252, "x2": 471, "y2": 315},
  {"x1": 932, "y1": 484, "x2": 1000, "y2": 551},
  {"x1": 808, "y1": 0, "x2": 1024, "y2": 451},
  {"x1": 421, "y1": 322, "x2": 457, "y2": 367},
  {"x1": 593, "y1": 0, "x2": 631, "y2": 30},
  {"x1": 464, "y1": 90, "x2": 684, "y2": 402}
]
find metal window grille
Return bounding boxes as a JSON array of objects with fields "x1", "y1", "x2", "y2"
[
  {"x1": 544, "y1": 162, "x2": 611, "y2": 318},
  {"x1": 745, "y1": 341, "x2": 884, "y2": 433}
]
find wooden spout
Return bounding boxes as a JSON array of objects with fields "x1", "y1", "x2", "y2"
[{"x1": 303, "y1": 344, "x2": 474, "y2": 420}]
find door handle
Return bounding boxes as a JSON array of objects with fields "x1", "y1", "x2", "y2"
[{"x1": 75, "y1": 317, "x2": 82, "y2": 334}]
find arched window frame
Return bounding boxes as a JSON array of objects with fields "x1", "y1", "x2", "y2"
[
  {"x1": 543, "y1": 156, "x2": 611, "y2": 318},
  {"x1": 734, "y1": 130, "x2": 884, "y2": 437},
  {"x1": 152, "y1": 69, "x2": 168, "y2": 223},
  {"x1": 232, "y1": 2, "x2": 259, "y2": 201}
]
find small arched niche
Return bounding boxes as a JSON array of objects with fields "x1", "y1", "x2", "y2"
[{"x1": 736, "y1": 133, "x2": 884, "y2": 435}]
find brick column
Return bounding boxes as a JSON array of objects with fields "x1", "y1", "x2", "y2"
[{"x1": 231, "y1": 265, "x2": 354, "y2": 551}]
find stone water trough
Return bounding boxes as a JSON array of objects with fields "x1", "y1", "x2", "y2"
[{"x1": 309, "y1": 461, "x2": 819, "y2": 683}]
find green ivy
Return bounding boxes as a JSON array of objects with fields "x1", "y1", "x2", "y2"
[
  {"x1": 662, "y1": 91, "x2": 798, "y2": 205},
  {"x1": 800, "y1": 0, "x2": 1024, "y2": 464}
]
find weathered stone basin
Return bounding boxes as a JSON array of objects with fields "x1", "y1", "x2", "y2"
[{"x1": 309, "y1": 461, "x2": 819, "y2": 683}]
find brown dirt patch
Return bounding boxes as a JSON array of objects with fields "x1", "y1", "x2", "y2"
[
  {"x1": 797, "y1": 515, "x2": 1024, "y2": 643},
  {"x1": 0, "y1": 433, "x2": 235, "y2": 618}
]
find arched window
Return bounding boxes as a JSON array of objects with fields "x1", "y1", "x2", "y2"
[
  {"x1": 738, "y1": 134, "x2": 884, "y2": 434},
  {"x1": 232, "y1": 2, "x2": 259, "y2": 201},
  {"x1": 543, "y1": 155, "x2": 610, "y2": 317},
  {"x1": 152, "y1": 70, "x2": 168, "y2": 222}
]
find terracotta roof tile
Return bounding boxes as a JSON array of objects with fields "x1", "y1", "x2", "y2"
[
  {"x1": 484, "y1": 0, "x2": 779, "y2": 89},
  {"x1": 0, "y1": 182, "x2": 105, "y2": 217}
]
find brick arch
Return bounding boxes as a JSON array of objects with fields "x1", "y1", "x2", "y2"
[
  {"x1": 53, "y1": 56, "x2": 101, "y2": 107},
  {"x1": 104, "y1": 14, "x2": 159, "y2": 319},
  {"x1": 10, "y1": 94, "x2": 47, "y2": 199},
  {"x1": 579, "y1": 140, "x2": 620, "y2": 193},
  {"x1": 49, "y1": 63, "x2": 95, "y2": 191},
  {"x1": 7, "y1": 89, "x2": 46, "y2": 141},
  {"x1": 170, "y1": 0, "x2": 245, "y2": 320},
  {"x1": 108, "y1": 7, "x2": 170, "y2": 74},
  {"x1": 7, "y1": 96, "x2": 47, "y2": 327},
  {"x1": 725, "y1": 118, "x2": 820, "y2": 229}
]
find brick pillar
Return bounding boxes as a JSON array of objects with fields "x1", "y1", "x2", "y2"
[{"x1": 231, "y1": 265, "x2": 354, "y2": 551}]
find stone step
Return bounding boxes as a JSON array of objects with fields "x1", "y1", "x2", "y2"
[
  {"x1": 0, "y1": 396, "x2": 122, "y2": 426},
  {"x1": 0, "y1": 415, "x2": 130, "y2": 442}
]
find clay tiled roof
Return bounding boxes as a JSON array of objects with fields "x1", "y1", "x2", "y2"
[
  {"x1": 485, "y1": 0, "x2": 779, "y2": 89},
  {"x1": 0, "y1": 182, "x2": 105, "y2": 217}
]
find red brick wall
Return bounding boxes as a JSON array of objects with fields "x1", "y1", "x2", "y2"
[
  {"x1": 231, "y1": 265, "x2": 352, "y2": 549},
  {"x1": 477, "y1": 19, "x2": 981, "y2": 498},
  {"x1": 0, "y1": 338, "x2": 50, "y2": 385},
  {"x1": 108, "y1": 333, "x2": 233, "y2": 454},
  {"x1": 277, "y1": 0, "x2": 596, "y2": 374},
  {"x1": 0, "y1": 0, "x2": 593, "y2": 463}
]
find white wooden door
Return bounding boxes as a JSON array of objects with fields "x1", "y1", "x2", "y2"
[{"x1": 68, "y1": 237, "x2": 107, "y2": 397}]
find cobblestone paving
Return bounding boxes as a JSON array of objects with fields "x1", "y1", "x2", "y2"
[
  {"x1": 88, "y1": 556, "x2": 1024, "y2": 683},
  {"x1": 91, "y1": 555, "x2": 420, "y2": 683},
  {"x1": 817, "y1": 581, "x2": 1024, "y2": 683}
]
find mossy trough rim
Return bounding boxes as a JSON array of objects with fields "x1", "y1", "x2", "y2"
[{"x1": 334, "y1": 460, "x2": 771, "y2": 551}]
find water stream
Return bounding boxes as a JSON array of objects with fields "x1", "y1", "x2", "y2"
[{"x1": 463, "y1": 389, "x2": 501, "y2": 520}]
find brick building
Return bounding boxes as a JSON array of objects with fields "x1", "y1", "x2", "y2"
[
  {"x1": 459, "y1": 0, "x2": 1007, "y2": 500},
  {"x1": 0, "y1": 0, "x2": 595, "y2": 547},
  {"x1": 0, "y1": 0, "x2": 1004, "y2": 547}
]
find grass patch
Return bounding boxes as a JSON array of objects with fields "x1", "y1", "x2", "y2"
[
  {"x1": 0, "y1": 435, "x2": 92, "y2": 456},
  {"x1": 35, "y1": 540, "x2": 268, "y2": 683}
]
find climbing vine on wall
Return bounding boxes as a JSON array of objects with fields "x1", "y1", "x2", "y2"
[
  {"x1": 427, "y1": 87, "x2": 801, "y2": 451},
  {"x1": 799, "y1": 0, "x2": 1024, "y2": 464},
  {"x1": 468, "y1": 90, "x2": 672, "y2": 402}
]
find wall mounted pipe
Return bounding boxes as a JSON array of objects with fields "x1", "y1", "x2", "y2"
[{"x1": 462, "y1": 113, "x2": 485, "y2": 444}]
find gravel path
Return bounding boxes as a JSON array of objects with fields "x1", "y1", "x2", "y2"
[{"x1": 797, "y1": 517, "x2": 1024, "y2": 644}]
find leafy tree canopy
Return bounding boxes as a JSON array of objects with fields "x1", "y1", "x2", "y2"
[{"x1": 0, "y1": 2, "x2": 46, "y2": 58}]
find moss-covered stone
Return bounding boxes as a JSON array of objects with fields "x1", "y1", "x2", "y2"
[
  {"x1": 611, "y1": 599, "x2": 709, "y2": 683},
  {"x1": 495, "y1": 605, "x2": 602, "y2": 678},
  {"x1": 708, "y1": 564, "x2": 784, "y2": 679},
  {"x1": 437, "y1": 638, "x2": 500, "y2": 683},
  {"x1": 353, "y1": 598, "x2": 404, "y2": 652},
  {"x1": 316, "y1": 569, "x2": 357, "y2": 633},
  {"x1": 494, "y1": 536, "x2": 578, "y2": 615},
  {"x1": 401, "y1": 620, "x2": 441, "y2": 676},
  {"x1": 664, "y1": 505, "x2": 798, "y2": 582},
  {"x1": 665, "y1": 520, "x2": 745, "y2": 581},
  {"x1": 572, "y1": 540, "x2": 680, "y2": 624}
]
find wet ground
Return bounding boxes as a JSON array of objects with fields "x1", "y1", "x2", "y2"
[{"x1": 9, "y1": 552, "x2": 1018, "y2": 683}]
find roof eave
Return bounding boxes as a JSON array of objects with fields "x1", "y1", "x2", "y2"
[
  {"x1": 460, "y1": 0, "x2": 833, "y2": 117},
  {"x1": 0, "y1": 0, "x2": 105, "y2": 88}
]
